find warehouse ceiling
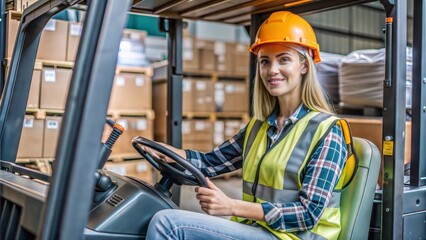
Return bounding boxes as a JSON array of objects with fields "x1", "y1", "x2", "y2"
[{"x1": 130, "y1": 0, "x2": 376, "y2": 26}]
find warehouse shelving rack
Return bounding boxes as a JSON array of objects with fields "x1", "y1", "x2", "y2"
[{"x1": 0, "y1": 0, "x2": 425, "y2": 239}]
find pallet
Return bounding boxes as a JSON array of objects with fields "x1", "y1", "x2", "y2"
[
  {"x1": 182, "y1": 112, "x2": 249, "y2": 122},
  {"x1": 26, "y1": 108, "x2": 64, "y2": 120},
  {"x1": 16, "y1": 158, "x2": 53, "y2": 175},
  {"x1": 116, "y1": 66, "x2": 154, "y2": 77},
  {"x1": 107, "y1": 109, "x2": 155, "y2": 120}
]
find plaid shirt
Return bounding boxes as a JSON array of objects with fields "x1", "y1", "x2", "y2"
[{"x1": 185, "y1": 105, "x2": 348, "y2": 232}]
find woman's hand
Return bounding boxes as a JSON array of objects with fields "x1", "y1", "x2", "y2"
[
  {"x1": 142, "y1": 141, "x2": 186, "y2": 163},
  {"x1": 195, "y1": 178, "x2": 236, "y2": 216}
]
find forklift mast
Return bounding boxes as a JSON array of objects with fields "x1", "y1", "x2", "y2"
[{"x1": 0, "y1": 0, "x2": 131, "y2": 238}]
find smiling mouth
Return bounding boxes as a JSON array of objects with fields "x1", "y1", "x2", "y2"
[{"x1": 268, "y1": 78, "x2": 285, "y2": 83}]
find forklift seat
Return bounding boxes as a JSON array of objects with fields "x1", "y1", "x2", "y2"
[{"x1": 339, "y1": 137, "x2": 381, "y2": 240}]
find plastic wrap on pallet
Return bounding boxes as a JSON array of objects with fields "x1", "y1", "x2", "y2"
[
  {"x1": 339, "y1": 48, "x2": 412, "y2": 108},
  {"x1": 316, "y1": 52, "x2": 344, "y2": 104}
]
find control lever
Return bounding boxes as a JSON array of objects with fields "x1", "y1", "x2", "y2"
[
  {"x1": 98, "y1": 119, "x2": 125, "y2": 169},
  {"x1": 93, "y1": 119, "x2": 124, "y2": 205}
]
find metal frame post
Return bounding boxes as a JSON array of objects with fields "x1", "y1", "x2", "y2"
[
  {"x1": 39, "y1": 0, "x2": 131, "y2": 239},
  {"x1": 380, "y1": 0, "x2": 407, "y2": 239},
  {"x1": 410, "y1": 0, "x2": 426, "y2": 186},
  {"x1": 0, "y1": 0, "x2": 6, "y2": 94},
  {"x1": 248, "y1": 14, "x2": 262, "y2": 117},
  {"x1": 159, "y1": 17, "x2": 184, "y2": 205}
]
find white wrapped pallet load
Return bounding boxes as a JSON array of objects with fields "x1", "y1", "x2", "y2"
[
  {"x1": 316, "y1": 52, "x2": 344, "y2": 104},
  {"x1": 339, "y1": 48, "x2": 412, "y2": 109},
  {"x1": 339, "y1": 48, "x2": 385, "y2": 108}
]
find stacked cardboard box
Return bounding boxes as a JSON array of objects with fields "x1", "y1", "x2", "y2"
[
  {"x1": 104, "y1": 159, "x2": 154, "y2": 184},
  {"x1": 40, "y1": 67, "x2": 72, "y2": 110},
  {"x1": 5, "y1": 63, "x2": 42, "y2": 109},
  {"x1": 17, "y1": 115, "x2": 44, "y2": 158},
  {"x1": 110, "y1": 116, "x2": 154, "y2": 155},
  {"x1": 182, "y1": 33, "x2": 250, "y2": 76},
  {"x1": 213, "y1": 120, "x2": 246, "y2": 146},
  {"x1": 215, "y1": 81, "x2": 249, "y2": 113},
  {"x1": 182, "y1": 120, "x2": 214, "y2": 152},
  {"x1": 7, "y1": 0, "x2": 38, "y2": 12},
  {"x1": 108, "y1": 71, "x2": 152, "y2": 112}
]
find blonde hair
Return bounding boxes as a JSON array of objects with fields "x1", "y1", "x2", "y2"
[{"x1": 252, "y1": 52, "x2": 333, "y2": 121}]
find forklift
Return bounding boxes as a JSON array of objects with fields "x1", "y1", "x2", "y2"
[{"x1": 0, "y1": 0, "x2": 425, "y2": 239}]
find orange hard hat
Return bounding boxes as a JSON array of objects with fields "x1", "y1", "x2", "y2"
[{"x1": 249, "y1": 11, "x2": 321, "y2": 63}]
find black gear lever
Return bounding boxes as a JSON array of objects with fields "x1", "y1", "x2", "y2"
[
  {"x1": 98, "y1": 119, "x2": 125, "y2": 169},
  {"x1": 93, "y1": 119, "x2": 124, "y2": 205}
]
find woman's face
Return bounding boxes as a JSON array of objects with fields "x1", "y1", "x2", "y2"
[{"x1": 257, "y1": 43, "x2": 307, "y2": 99}]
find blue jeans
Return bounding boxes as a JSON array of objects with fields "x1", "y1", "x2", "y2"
[{"x1": 146, "y1": 209, "x2": 278, "y2": 240}]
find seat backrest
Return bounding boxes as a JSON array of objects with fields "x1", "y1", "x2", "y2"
[{"x1": 339, "y1": 137, "x2": 381, "y2": 240}]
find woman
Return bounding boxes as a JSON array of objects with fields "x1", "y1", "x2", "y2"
[{"x1": 145, "y1": 11, "x2": 353, "y2": 240}]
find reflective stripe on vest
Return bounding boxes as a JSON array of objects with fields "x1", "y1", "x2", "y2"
[{"x1": 237, "y1": 111, "x2": 347, "y2": 240}]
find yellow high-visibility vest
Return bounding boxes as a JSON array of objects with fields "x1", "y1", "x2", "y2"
[{"x1": 232, "y1": 111, "x2": 357, "y2": 240}]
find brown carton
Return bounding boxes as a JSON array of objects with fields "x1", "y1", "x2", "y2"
[
  {"x1": 40, "y1": 67, "x2": 72, "y2": 110},
  {"x1": 6, "y1": 12, "x2": 20, "y2": 58},
  {"x1": 345, "y1": 117, "x2": 411, "y2": 164},
  {"x1": 233, "y1": 43, "x2": 250, "y2": 75},
  {"x1": 182, "y1": 120, "x2": 213, "y2": 142},
  {"x1": 17, "y1": 115, "x2": 44, "y2": 158},
  {"x1": 215, "y1": 81, "x2": 249, "y2": 113},
  {"x1": 5, "y1": 67, "x2": 41, "y2": 109},
  {"x1": 152, "y1": 81, "x2": 167, "y2": 139},
  {"x1": 113, "y1": 117, "x2": 154, "y2": 155},
  {"x1": 43, "y1": 116, "x2": 63, "y2": 158},
  {"x1": 37, "y1": 20, "x2": 68, "y2": 61},
  {"x1": 109, "y1": 72, "x2": 152, "y2": 111},
  {"x1": 27, "y1": 69, "x2": 41, "y2": 109},
  {"x1": 182, "y1": 78, "x2": 215, "y2": 113},
  {"x1": 66, "y1": 22, "x2": 83, "y2": 62},
  {"x1": 104, "y1": 160, "x2": 153, "y2": 184},
  {"x1": 197, "y1": 39, "x2": 215, "y2": 71},
  {"x1": 214, "y1": 41, "x2": 233, "y2": 74},
  {"x1": 182, "y1": 141, "x2": 214, "y2": 153},
  {"x1": 183, "y1": 37, "x2": 200, "y2": 72}
]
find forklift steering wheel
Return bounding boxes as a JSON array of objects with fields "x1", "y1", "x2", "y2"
[{"x1": 132, "y1": 136, "x2": 208, "y2": 188}]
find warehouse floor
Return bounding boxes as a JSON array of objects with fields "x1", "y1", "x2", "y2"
[{"x1": 179, "y1": 177, "x2": 242, "y2": 218}]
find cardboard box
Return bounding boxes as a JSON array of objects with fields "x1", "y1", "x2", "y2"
[
  {"x1": 182, "y1": 119, "x2": 214, "y2": 152},
  {"x1": 43, "y1": 116, "x2": 62, "y2": 158},
  {"x1": 27, "y1": 69, "x2": 41, "y2": 109},
  {"x1": 118, "y1": 29, "x2": 148, "y2": 67},
  {"x1": 215, "y1": 81, "x2": 249, "y2": 113},
  {"x1": 213, "y1": 120, "x2": 246, "y2": 146},
  {"x1": 109, "y1": 72, "x2": 152, "y2": 111},
  {"x1": 37, "y1": 19, "x2": 68, "y2": 61},
  {"x1": 345, "y1": 117, "x2": 412, "y2": 164},
  {"x1": 9, "y1": 0, "x2": 38, "y2": 11},
  {"x1": 183, "y1": 37, "x2": 200, "y2": 72},
  {"x1": 182, "y1": 141, "x2": 213, "y2": 153},
  {"x1": 5, "y1": 67, "x2": 41, "y2": 109},
  {"x1": 17, "y1": 115, "x2": 44, "y2": 158},
  {"x1": 104, "y1": 160, "x2": 153, "y2": 184},
  {"x1": 66, "y1": 22, "x2": 82, "y2": 62},
  {"x1": 112, "y1": 117, "x2": 154, "y2": 154},
  {"x1": 214, "y1": 41, "x2": 233, "y2": 74},
  {"x1": 182, "y1": 119, "x2": 213, "y2": 142},
  {"x1": 197, "y1": 39, "x2": 215, "y2": 71},
  {"x1": 233, "y1": 43, "x2": 250, "y2": 75},
  {"x1": 152, "y1": 81, "x2": 167, "y2": 140},
  {"x1": 40, "y1": 67, "x2": 72, "y2": 110},
  {"x1": 6, "y1": 11, "x2": 20, "y2": 58},
  {"x1": 183, "y1": 78, "x2": 215, "y2": 112}
]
